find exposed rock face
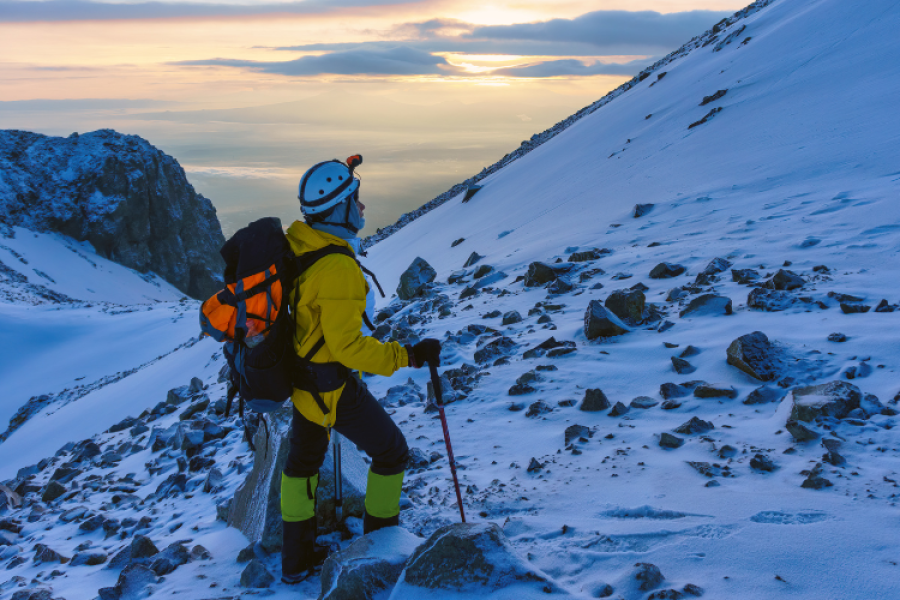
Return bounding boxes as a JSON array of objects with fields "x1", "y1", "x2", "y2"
[
  {"x1": 605, "y1": 289, "x2": 645, "y2": 324},
  {"x1": 790, "y1": 381, "x2": 862, "y2": 422},
  {"x1": 391, "y1": 523, "x2": 567, "y2": 597},
  {"x1": 0, "y1": 129, "x2": 225, "y2": 298},
  {"x1": 320, "y1": 527, "x2": 422, "y2": 600}
]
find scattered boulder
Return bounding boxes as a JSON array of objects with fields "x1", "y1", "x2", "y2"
[
  {"x1": 732, "y1": 268, "x2": 759, "y2": 284},
  {"x1": 840, "y1": 303, "x2": 871, "y2": 314},
  {"x1": 801, "y1": 463, "x2": 833, "y2": 490},
  {"x1": 166, "y1": 386, "x2": 191, "y2": 406},
  {"x1": 693, "y1": 383, "x2": 737, "y2": 399},
  {"x1": 750, "y1": 454, "x2": 778, "y2": 472},
  {"x1": 649, "y1": 263, "x2": 685, "y2": 279},
  {"x1": 827, "y1": 332, "x2": 847, "y2": 343},
  {"x1": 509, "y1": 382, "x2": 536, "y2": 396},
  {"x1": 680, "y1": 294, "x2": 732, "y2": 317},
  {"x1": 464, "y1": 252, "x2": 483, "y2": 267},
  {"x1": 390, "y1": 523, "x2": 563, "y2": 596},
  {"x1": 790, "y1": 381, "x2": 861, "y2": 421},
  {"x1": 240, "y1": 558, "x2": 274, "y2": 588},
  {"x1": 726, "y1": 332, "x2": 781, "y2": 381},
  {"x1": 767, "y1": 269, "x2": 804, "y2": 291},
  {"x1": 524, "y1": 262, "x2": 558, "y2": 287},
  {"x1": 320, "y1": 527, "x2": 423, "y2": 600},
  {"x1": 744, "y1": 386, "x2": 784, "y2": 405},
  {"x1": 564, "y1": 425, "x2": 591, "y2": 446},
  {"x1": 671, "y1": 357, "x2": 696, "y2": 375},
  {"x1": 397, "y1": 258, "x2": 436, "y2": 300},
  {"x1": 474, "y1": 336, "x2": 517, "y2": 364},
  {"x1": 604, "y1": 289, "x2": 645, "y2": 324},
  {"x1": 33, "y1": 544, "x2": 68, "y2": 565},
  {"x1": 666, "y1": 288, "x2": 688, "y2": 302},
  {"x1": 580, "y1": 389, "x2": 611, "y2": 412},
  {"x1": 634, "y1": 562, "x2": 665, "y2": 591},
  {"x1": 41, "y1": 481, "x2": 66, "y2": 503},
  {"x1": 658, "y1": 433, "x2": 684, "y2": 449},
  {"x1": 568, "y1": 248, "x2": 609, "y2": 262},
  {"x1": 525, "y1": 401, "x2": 553, "y2": 418},
  {"x1": 71, "y1": 550, "x2": 108, "y2": 566},
  {"x1": 785, "y1": 420, "x2": 819, "y2": 442},
  {"x1": 674, "y1": 417, "x2": 714, "y2": 435},
  {"x1": 609, "y1": 402, "x2": 630, "y2": 417},
  {"x1": 502, "y1": 311, "x2": 522, "y2": 326},
  {"x1": 584, "y1": 301, "x2": 629, "y2": 339},
  {"x1": 149, "y1": 542, "x2": 189, "y2": 576},
  {"x1": 633, "y1": 203, "x2": 654, "y2": 218},
  {"x1": 748, "y1": 288, "x2": 797, "y2": 312},
  {"x1": 106, "y1": 564, "x2": 160, "y2": 599}
]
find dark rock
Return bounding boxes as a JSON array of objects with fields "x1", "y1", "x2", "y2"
[
  {"x1": 564, "y1": 425, "x2": 591, "y2": 445},
  {"x1": 451, "y1": 238, "x2": 465, "y2": 247},
  {"x1": 502, "y1": 311, "x2": 522, "y2": 325},
  {"x1": 674, "y1": 417, "x2": 714, "y2": 435},
  {"x1": 680, "y1": 294, "x2": 732, "y2": 317},
  {"x1": 202, "y1": 468, "x2": 224, "y2": 493},
  {"x1": 688, "y1": 106, "x2": 723, "y2": 129},
  {"x1": 671, "y1": 357, "x2": 696, "y2": 375},
  {"x1": 397, "y1": 257, "x2": 436, "y2": 300},
  {"x1": 700, "y1": 257, "x2": 731, "y2": 277},
  {"x1": 166, "y1": 386, "x2": 191, "y2": 406},
  {"x1": 743, "y1": 386, "x2": 784, "y2": 405},
  {"x1": 840, "y1": 303, "x2": 871, "y2": 314},
  {"x1": 474, "y1": 336, "x2": 517, "y2": 364},
  {"x1": 785, "y1": 420, "x2": 819, "y2": 442},
  {"x1": 392, "y1": 522, "x2": 560, "y2": 595},
  {"x1": 546, "y1": 277, "x2": 574, "y2": 294},
  {"x1": 153, "y1": 473, "x2": 187, "y2": 498},
  {"x1": 10, "y1": 590, "x2": 55, "y2": 600},
  {"x1": 580, "y1": 389, "x2": 611, "y2": 412},
  {"x1": 827, "y1": 333, "x2": 847, "y2": 343},
  {"x1": 660, "y1": 383, "x2": 690, "y2": 399},
  {"x1": 240, "y1": 558, "x2": 274, "y2": 588},
  {"x1": 71, "y1": 550, "x2": 108, "y2": 566},
  {"x1": 631, "y1": 282, "x2": 649, "y2": 292},
  {"x1": 650, "y1": 263, "x2": 686, "y2": 279},
  {"x1": 190, "y1": 545, "x2": 211, "y2": 561},
  {"x1": 633, "y1": 203, "x2": 654, "y2": 218},
  {"x1": 569, "y1": 248, "x2": 609, "y2": 262},
  {"x1": 509, "y1": 383, "x2": 536, "y2": 396},
  {"x1": 33, "y1": 544, "x2": 67, "y2": 565},
  {"x1": 679, "y1": 345, "x2": 700, "y2": 358},
  {"x1": 41, "y1": 481, "x2": 66, "y2": 503},
  {"x1": 584, "y1": 300, "x2": 629, "y2": 339},
  {"x1": 748, "y1": 288, "x2": 796, "y2": 312},
  {"x1": 0, "y1": 129, "x2": 225, "y2": 298},
  {"x1": 768, "y1": 269, "x2": 804, "y2": 291},
  {"x1": 659, "y1": 433, "x2": 684, "y2": 449},
  {"x1": 700, "y1": 89, "x2": 727, "y2": 105},
  {"x1": 483, "y1": 310, "x2": 501, "y2": 319},
  {"x1": 732, "y1": 268, "x2": 760, "y2": 283},
  {"x1": 750, "y1": 454, "x2": 778, "y2": 472},
  {"x1": 108, "y1": 416, "x2": 138, "y2": 433},
  {"x1": 178, "y1": 398, "x2": 209, "y2": 420},
  {"x1": 666, "y1": 287, "x2": 687, "y2": 302},
  {"x1": 464, "y1": 252, "x2": 483, "y2": 267},
  {"x1": 726, "y1": 331, "x2": 780, "y2": 381},
  {"x1": 608, "y1": 402, "x2": 629, "y2": 417},
  {"x1": 524, "y1": 262, "x2": 557, "y2": 287},
  {"x1": 319, "y1": 527, "x2": 422, "y2": 600},
  {"x1": 790, "y1": 381, "x2": 861, "y2": 422},
  {"x1": 718, "y1": 445, "x2": 737, "y2": 459},
  {"x1": 188, "y1": 456, "x2": 214, "y2": 472},
  {"x1": 604, "y1": 289, "x2": 645, "y2": 324},
  {"x1": 801, "y1": 463, "x2": 833, "y2": 489},
  {"x1": 874, "y1": 299, "x2": 898, "y2": 312},
  {"x1": 473, "y1": 264, "x2": 493, "y2": 279},
  {"x1": 111, "y1": 563, "x2": 160, "y2": 597},
  {"x1": 630, "y1": 396, "x2": 658, "y2": 409},
  {"x1": 149, "y1": 542, "x2": 189, "y2": 576},
  {"x1": 525, "y1": 401, "x2": 552, "y2": 418},
  {"x1": 527, "y1": 458, "x2": 543, "y2": 472},
  {"x1": 693, "y1": 383, "x2": 737, "y2": 399},
  {"x1": 635, "y1": 562, "x2": 664, "y2": 591}
]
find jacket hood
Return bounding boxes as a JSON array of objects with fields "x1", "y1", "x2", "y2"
[{"x1": 285, "y1": 220, "x2": 354, "y2": 256}]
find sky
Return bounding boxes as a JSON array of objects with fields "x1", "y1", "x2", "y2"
[{"x1": 0, "y1": 0, "x2": 746, "y2": 236}]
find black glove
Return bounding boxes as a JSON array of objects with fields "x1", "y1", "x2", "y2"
[{"x1": 408, "y1": 339, "x2": 441, "y2": 369}]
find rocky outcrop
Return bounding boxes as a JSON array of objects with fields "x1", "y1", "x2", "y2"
[
  {"x1": 227, "y1": 407, "x2": 367, "y2": 552},
  {"x1": 790, "y1": 381, "x2": 861, "y2": 422},
  {"x1": 397, "y1": 257, "x2": 436, "y2": 300},
  {"x1": 726, "y1": 331, "x2": 781, "y2": 380},
  {"x1": 320, "y1": 527, "x2": 422, "y2": 600},
  {"x1": 0, "y1": 129, "x2": 225, "y2": 299}
]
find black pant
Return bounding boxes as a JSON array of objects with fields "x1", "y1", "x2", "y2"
[{"x1": 284, "y1": 375, "x2": 409, "y2": 478}]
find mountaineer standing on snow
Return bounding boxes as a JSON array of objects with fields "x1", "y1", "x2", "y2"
[{"x1": 280, "y1": 155, "x2": 441, "y2": 583}]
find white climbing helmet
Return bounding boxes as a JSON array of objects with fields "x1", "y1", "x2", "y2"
[{"x1": 298, "y1": 155, "x2": 362, "y2": 216}]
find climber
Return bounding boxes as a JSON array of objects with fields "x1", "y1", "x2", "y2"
[{"x1": 280, "y1": 154, "x2": 441, "y2": 584}]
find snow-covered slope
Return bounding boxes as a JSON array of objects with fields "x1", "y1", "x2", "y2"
[{"x1": 1, "y1": 1, "x2": 899, "y2": 599}]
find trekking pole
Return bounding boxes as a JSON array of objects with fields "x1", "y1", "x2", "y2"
[
  {"x1": 428, "y1": 363, "x2": 466, "y2": 523},
  {"x1": 333, "y1": 431, "x2": 343, "y2": 523}
]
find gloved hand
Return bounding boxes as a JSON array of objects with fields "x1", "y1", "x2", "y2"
[{"x1": 407, "y1": 339, "x2": 441, "y2": 369}]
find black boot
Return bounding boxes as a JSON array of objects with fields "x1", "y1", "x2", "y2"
[
  {"x1": 363, "y1": 511, "x2": 399, "y2": 534},
  {"x1": 281, "y1": 518, "x2": 323, "y2": 584}
]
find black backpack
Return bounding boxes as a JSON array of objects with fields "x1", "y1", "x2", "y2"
[{"x1": 200, "y1": 217, "x2": 383, "y2": 451}]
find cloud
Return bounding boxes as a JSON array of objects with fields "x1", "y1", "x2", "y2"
[
  {"x1": 177, "y1": 46, "x2": 449, "y2": 77},
  {"x1": 0, "y1": 0, "x2": 424, "y2": 22},
  {"x1": 470, "y1": 10, "x2": 729, "y2": 53},
  {"x1": 491, "y1": 58, "x2": 654, "y2": 78}
]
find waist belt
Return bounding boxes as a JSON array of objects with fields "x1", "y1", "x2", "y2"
[{"x1": 294, "y1": 336, "x2": 350, "y2": 417}]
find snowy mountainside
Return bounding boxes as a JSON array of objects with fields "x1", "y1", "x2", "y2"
[{"x1": 1, "y1": 0, "x2": 900, "y2": 599}]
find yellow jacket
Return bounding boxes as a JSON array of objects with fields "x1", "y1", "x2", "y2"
[{"x1": 286, "y1": 221, "x2": 409, "y2": 427}]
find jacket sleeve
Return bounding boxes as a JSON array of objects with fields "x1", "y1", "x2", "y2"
[{"x1": 316, "y1": 256, "x2": 409, "y2": 376}]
